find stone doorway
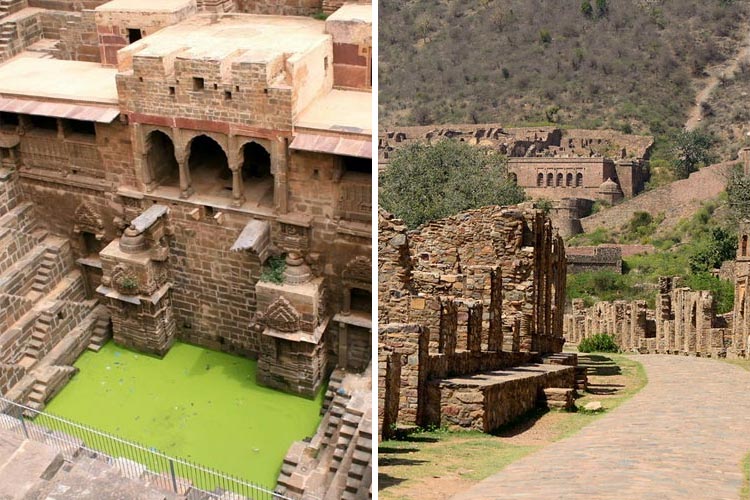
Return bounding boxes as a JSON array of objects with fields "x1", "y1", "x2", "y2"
[{"x1": 187, "y1": 135, "x2": 232, "y2": 198}]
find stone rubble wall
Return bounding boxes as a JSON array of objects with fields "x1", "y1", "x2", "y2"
[
  {"x1": 432, "y1": 366, "x2": 575, "y2": 432},
  {"x1": 404, "y1": 205, "x2": 567, "y2": 353},
  {"x1": 564, "y1": 277, "x2": 732, "y2": 357},
  {"x1": 377, "y1": 351, "x2": 400, "y2": 441},
  {"x1": 378, "y1": 205, "x2": 569, "y2": 435}
]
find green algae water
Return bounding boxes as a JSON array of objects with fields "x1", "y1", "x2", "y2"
[{"x1": 44, "y1": 341, "x2": 325, "y2": 488}]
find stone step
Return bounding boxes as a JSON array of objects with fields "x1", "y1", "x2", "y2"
[
  {"x1": 351, "y1": 448, "x2": 370, "y2": 466},
  {"x1": 27, "y1": 338, "x2": 43, "y2": 349},
  {"x1": 539, "y1": 387, "x2": 575, "y2": 410},
  {"x1": 0, "y1": 431, "x2": 65, "y2": 498},
  {"x1": 28, "y1": 390, "x2": 44, "y2": 404},
  {"x1": 18, "y1": 356, "x2": 35, "y2": 369},
  {"x1": 30, "y1": 229, "x2": 48, "y2": 242}
]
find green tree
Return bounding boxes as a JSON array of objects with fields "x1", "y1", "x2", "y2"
[
  {"x1": 727, "y1": 164, "x2": 750, "y2": 221},
  {"x1": 672, "y1": 130, "x2": 715, "y2": 179},
  {"x1": 688, "y1": 227, "x2": 737, "y2": 272},
  {"x1": 380, "y1": 140, "x2": 525, "y2": 228}
]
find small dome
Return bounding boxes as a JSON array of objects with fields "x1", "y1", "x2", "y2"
[{"x1": 598, "y1": 178, "x2": 621, "y2": 194}]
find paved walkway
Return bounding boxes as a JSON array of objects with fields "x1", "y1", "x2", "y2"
[{"x1": 452, "y1": 355, "x2": 750, "y2": 500}]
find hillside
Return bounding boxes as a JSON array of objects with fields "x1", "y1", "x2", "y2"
[
  {"x1": 579, "y1": 161, "x2": 732, "y2": 235},
  {"x1": 379, "y1": 0, "x2": 749, "y2": 153}
]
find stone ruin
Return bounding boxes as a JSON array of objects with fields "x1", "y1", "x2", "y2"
[
  {"x1": 0, "y1": 1, "x2": 372, "y2": 497},
  {"x1": 564, "y1": 278, "x2": 732, "y2": 357},
  {"x1": 378, "y1": 205, "x2": 582, "y2": 439},
  {"x1": 565, "y1": 219, "x2": 750, "y2": 358},
  {"x1": 378, "y1": 124, "x2": 653, "y2": 203},
  {"x1": 379, "y1": 125, "x2": 654, "y2": 239}
]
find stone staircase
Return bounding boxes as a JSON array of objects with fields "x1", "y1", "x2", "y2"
[
  {"x1": 0, "y1": 21, "x2": 14, "y2": 50},
  {"x1": 24, "y1": 310, "x2": 53, "y2": 360},
  {"x1": 0, "y1": 0, "x2": 27, "y2": 18},
  {"x1": 0, "y1": 427, "x2": 180, "y2": 499},
  {"x1": 0, "y1": 170, "x2": 112, "y2": 410},
  {"x1": 88, "y1": 313, "x2": 112, "y2": 352},
  {"x1": 277, "y1": 368, "x2": 372, "y2": 500},
  {"x1": 31, "y1": 249, "x2": 59, "y2": 295},
  {"x1": 0, "y1": 7, "x2": 43, "y2": 63}
]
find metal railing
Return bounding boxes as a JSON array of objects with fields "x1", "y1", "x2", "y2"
[{"x1": 0, "y1": 396, "x2": 294, "y2": 500}]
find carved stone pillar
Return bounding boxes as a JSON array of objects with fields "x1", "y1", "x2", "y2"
[
  {"x1": 177, "y1": 157, "x2": 192, "y2": 199},
  {"x1": 272, "y1": 138, "x2": 289, "y2": 214},
  {"x1": 231, "y1": 166, "x2": 244, "y2": 207}
]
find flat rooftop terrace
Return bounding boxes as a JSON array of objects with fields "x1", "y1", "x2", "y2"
[
  {"x1": 95, "y1": 0, "x2": 193, "y2": 13},
  {"x1": 0, "y1": 55, "x2": 118, "y2": 105},
  {"x1": 296, "y1": 89, "x2": 371, "y2": 135},
  {"x1": 327, "y1": 3, "x2": 372, "y2": 23},
  {"x1": 122, "y1": 13, "x2": 328, "y2": 63}
]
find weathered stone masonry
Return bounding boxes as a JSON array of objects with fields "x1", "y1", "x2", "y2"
[
  {"x1": 564, "y1": 277, "x2": 732, "y2": 358},
  {"x1": 378, "y1": 206, "x2": 576, "y2": 437}
]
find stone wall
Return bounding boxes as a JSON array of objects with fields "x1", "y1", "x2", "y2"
[
  {"x1": 378, "y1": 205, "x2": 569, "y2": 433},
  {"x1": 235, "y1": 0, "x2": 321, "y2": 15},
  {"x1": 57, "y1": 10, "x2": 99, "y2": 62},
  {"x1": 94, "y1": 3, "x2": 196, "y2": 66},
  {"x1": 377, "y1": 351, "x2": 400, "y2": 441},
  {"x1": 566, "y1": 245, "x2": 622, "y2": 274}
]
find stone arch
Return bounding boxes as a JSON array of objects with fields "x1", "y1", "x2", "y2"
[
  {"x1": 556, "y1": 173, "x2": 563, "y2": 187},
  {"x1": 546, "y1": 172, "x2": 553, "y2": 187},
  {"x1": 576, "y1": 172, "x2": 583, "y2": 187},
  {"x1": 566, "y1": 173, "x2": 573, "y2": 187},
  {"x1": 186, "y1": 134, "x2": 232, "y2": 195},
  {"x1": 145, "y1": 130, "x2": 179, "y2": 187},
  {"x1": 240, "y1": 140, "x2": 274, "y2": 206},
  {"x1": 509, "y1": 172, "x2": 518, "y2": 185},
  {"x1": 537, "y1": 172, "x2": 544, "y2": 187}
]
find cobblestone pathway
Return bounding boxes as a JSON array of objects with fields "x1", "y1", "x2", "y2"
[{"x1": 452, "y1": 355, "x2": 750, "y2": 500}]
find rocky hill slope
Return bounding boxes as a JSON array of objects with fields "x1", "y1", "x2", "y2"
[{"x1": 379, "y1": 0, "x2": 749, "y2": 152}]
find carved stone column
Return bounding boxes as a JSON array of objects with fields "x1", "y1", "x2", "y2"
[
  {"x1": 231, "y1": 166, "x2": 244, "y2": 207},
  {"x1": 272, "y1": 138, "x2": 289, "y2": 214},
  {"x1": 177, "y1": 157, "x2": 192, "y2": 199}
]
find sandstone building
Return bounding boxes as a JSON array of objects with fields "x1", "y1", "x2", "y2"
[
  {"x1": 0, "y1": 0, "x2": 372, "y2": 498},
  {"x1": 378, "y1": 206, "x2": 579, "y2": 439},
  {"x1": 379, "y1": 125, "x2": 653, "y2": 202}
]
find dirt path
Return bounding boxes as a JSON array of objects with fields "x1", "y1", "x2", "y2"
[
  {"x1": 686, "y1": 29, "x2": 750, "y2": 131},
  {"x1": 452, "y1": 355, "x2": 750, "y2": 500}
]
